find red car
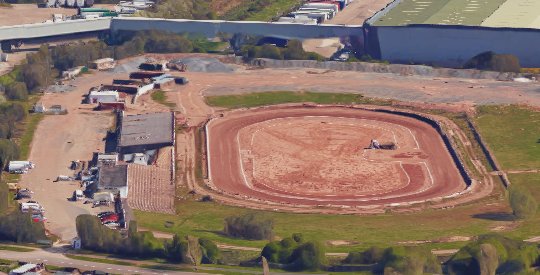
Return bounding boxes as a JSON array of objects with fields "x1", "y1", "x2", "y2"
[{"x1": 101, "y1": 215, "x2": 119, "y2": 224}]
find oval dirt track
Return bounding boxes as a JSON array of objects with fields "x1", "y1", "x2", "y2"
[{"x1": 207, "y1": 106, "x2": 466, "y2": 208}]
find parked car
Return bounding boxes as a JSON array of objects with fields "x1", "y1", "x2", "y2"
[
  {"x1": 101, "y1": 215, "x2": 119, "y2": 224},
  {"x1": 97, "y1": 211, "x2": 115, "y2": 218},
  {"x1": 104, "y1": 222, "x2": 119, "y2": 228}
]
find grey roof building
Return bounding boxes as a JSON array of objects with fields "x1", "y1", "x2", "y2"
[
  {"x1": 98, "y1": 165, "x2": 129, "y2": 198},
  {"x1": 117, "y1": 112, "x2": 175, "y2": 154}
]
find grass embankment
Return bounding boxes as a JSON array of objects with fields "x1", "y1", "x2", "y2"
[
  {"x1": 205, "y1": 91, "x2": 390, "y2": 109},
  {"x1": 475, "y1": 105, "x2": 540, "y2": 170},
  {"x1": 222, "y1": 0, "x2": 302, "y2": 21},
  {"x1": 151, "y1": 90, "x2": 176, "y2": 108},
  {"x1": 135, "y1": 200, "x2": 495, "y2": 253},
  {"x1": 475, "y1": 105, "x2": 540, "y2": 240}
]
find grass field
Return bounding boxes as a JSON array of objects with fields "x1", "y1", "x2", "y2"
[
  {"x1": 135, "y1": 199, "x2": 504, "y2": 253},
  {"x1": 476, "y1": 105, "x2": 540, "y2": 170},
  {"x1": 151, "y1": 90, "x2": 176, "y2": 108},
  {"x1": 205, "y1": 91, "x2": 391, "y2": 109}
]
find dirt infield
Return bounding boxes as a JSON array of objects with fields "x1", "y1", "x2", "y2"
[{"x1": 207, "y1": 106, "x2": 467, "y2": 209}]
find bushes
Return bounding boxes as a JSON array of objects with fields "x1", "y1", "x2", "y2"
[
  {"x1": 241, "y1": 40, "x2": 325, "y2": 61},
  {"x1": 199, "y1": 238, "x2": 220, "y2": 264},
  {"x1": 0, "y1": 211, "x2": 47, "y2": 243},
  {"x1": 464, "y1": 51, "x2": 521, "y2": 73},
  {"x1": 224, "y1": 213, "x2": 274, "y2": 240},
  {"x1": 343, "y1": 246, "x2": 385, "y2": 265},
  {"x1": 4, "y1": 82, "x2": 28, "y2": 101},
  {"x1": 509, "y1": 185, "x2": 537, "y2": 219},
  {"x1": 76, "y1": 215, "x2": 220, "y2": 263},
  {"x1": 447, "y1": 234, "x2": 540, "y2": 275},
  {"x1": 261, "y1": 234, "x2": 326, "y2": 271},
  {"x1": 374, "y1": 246, "x2": 441, "y2": 274}
]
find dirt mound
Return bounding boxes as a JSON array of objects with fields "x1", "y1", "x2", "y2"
[{"x1": 172, "y1": 57, "x2": 236, "y2": 73}]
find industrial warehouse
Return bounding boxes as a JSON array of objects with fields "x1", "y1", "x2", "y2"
[{"x1": 364, "y1": 0, "x2": 540, "y2": 67}]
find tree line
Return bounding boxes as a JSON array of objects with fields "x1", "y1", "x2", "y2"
[
  {"x1": 341, "y1": 234, "x2": 539, "y2": 274},
  {"x1": 76, "y1": 215, "x2": 220, "y2": 264},
  {"x1": 0, "y1": 211, "x2": 47, "y2": 243}
]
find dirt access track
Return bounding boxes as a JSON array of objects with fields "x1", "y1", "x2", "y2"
[{"x1": 206, "y1": 105, "x2": 468, "y2": 211}]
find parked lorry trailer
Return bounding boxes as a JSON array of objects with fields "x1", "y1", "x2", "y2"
[{"x1": 8, "y1": 161, "x2": 35, "y2": 174}]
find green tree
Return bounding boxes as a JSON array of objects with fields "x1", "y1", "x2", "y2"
[
  {"x1": 0, "y1": 139, "x2": 19, "y2": 170},
  {"x1": 199, "y1": 238, "x2": 220, "y2": 264},
  {"x1": 224, "y1": 213, "x2": 274, "y2": 240},
  {"x1": 5, "y1": 82, "x2": 28, "y2": 100},
  {"x1": 0, "y1": 211, "x2": 47, "y2": 243},
  {"x1": 509, "y1": 185, "x2": 537, "y2": 219}
]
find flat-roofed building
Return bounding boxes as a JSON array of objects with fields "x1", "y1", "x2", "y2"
[{"x1": 117, "y1": 112, "x2": 175, "y2": 154}]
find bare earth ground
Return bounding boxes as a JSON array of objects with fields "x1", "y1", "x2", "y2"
[
  {"x1": 20, "y1": 76, "x2": 114, "y2": 241},
  {"x1": 0, "y1": 4, "x2": 113, "y2": 26}
]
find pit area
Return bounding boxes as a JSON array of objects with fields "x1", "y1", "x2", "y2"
[{"x1": 206, "y1": 105, "x2": 468, "y2": 210}]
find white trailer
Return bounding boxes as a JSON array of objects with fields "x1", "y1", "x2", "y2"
[
  {"x1": 298, "y1": 8, "x2": 336, "y2": 19},
  {"x1": 302, "y1": 3, "x2": 339, "y2": 13},
  {"x1": 8, "y1": 161, "x2": 35, "y2": 174}
]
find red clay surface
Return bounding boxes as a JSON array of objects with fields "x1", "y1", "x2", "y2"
[{"x1": 207, "y1": 106, "x2": 466, "y2": 207}]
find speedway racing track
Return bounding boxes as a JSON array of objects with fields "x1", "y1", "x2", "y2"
[{"x1": 206, "y1": 105, "x2": 469, "y2": 211}]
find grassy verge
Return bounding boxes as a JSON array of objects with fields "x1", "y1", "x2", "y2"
[
  {"x1": 504, "y1": 173, "x2": 540, "y2": 240},
  {"x1": 19, "y1": 113, "x2": 44, "y2": 159},
  {"x1": 135, "y1": 199, "x2": 502, "y2": 253},
  {"x1": 205, "y1": 91, "x2": 391, "y2": 109},
  {"x1": 475, "y1": 105, "x2": 540, "y2": 170},
  {"x1": 65, "y1": 254, "x2": 133, "y2": 266},
  {"x1": 0, "y1": 245, "x2": 34, "y2": 252},
  {"x1": 222, "y1": 0, "x2": 302, "y2": 21},
  {"x1": 151, "y1": 90, "x2": 176, "y2": 108}
]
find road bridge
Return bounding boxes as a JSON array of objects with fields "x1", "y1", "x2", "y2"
[{"x1": 0, "y1": 17, "x2": 363, "y2": 52}]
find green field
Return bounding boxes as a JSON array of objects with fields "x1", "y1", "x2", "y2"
[
  {"x1": 205, "y1": 91, "x2": 390, "y2": 109},
  {"x1": 135, "y1": 199, "x2": 502, "y2": 253},
  {"x1": 373, "y1": 0, "x2": 506, "y2": 26},
  {"x1": 475, "y1": 105, "x2": 540, "y2": 170},
  {"x1": 151, "y1": 90, "x2": 176, "y2": 108}
]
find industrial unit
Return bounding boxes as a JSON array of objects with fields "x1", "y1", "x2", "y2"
[
  {"x1": 365, "y1": 0, "x2": 540, "y2": 67},
  {"x1": 116, "y1": 112, "x2": 175, "y2": 154}
]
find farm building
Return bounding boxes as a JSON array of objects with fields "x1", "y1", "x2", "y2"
[
  {"x1": 117, "y1": 112, "x2": 175, "y2": 154},
  {"x1": 98, "y1": 164, "x2": 129, "y2": 198},
  {"x1": 90, "y1": 58, "x2": 116, "y2": 71}
]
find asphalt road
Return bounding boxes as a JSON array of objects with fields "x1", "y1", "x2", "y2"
[{"x1": 0, "y1": 250, "x2": 204, "y2": 275}]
